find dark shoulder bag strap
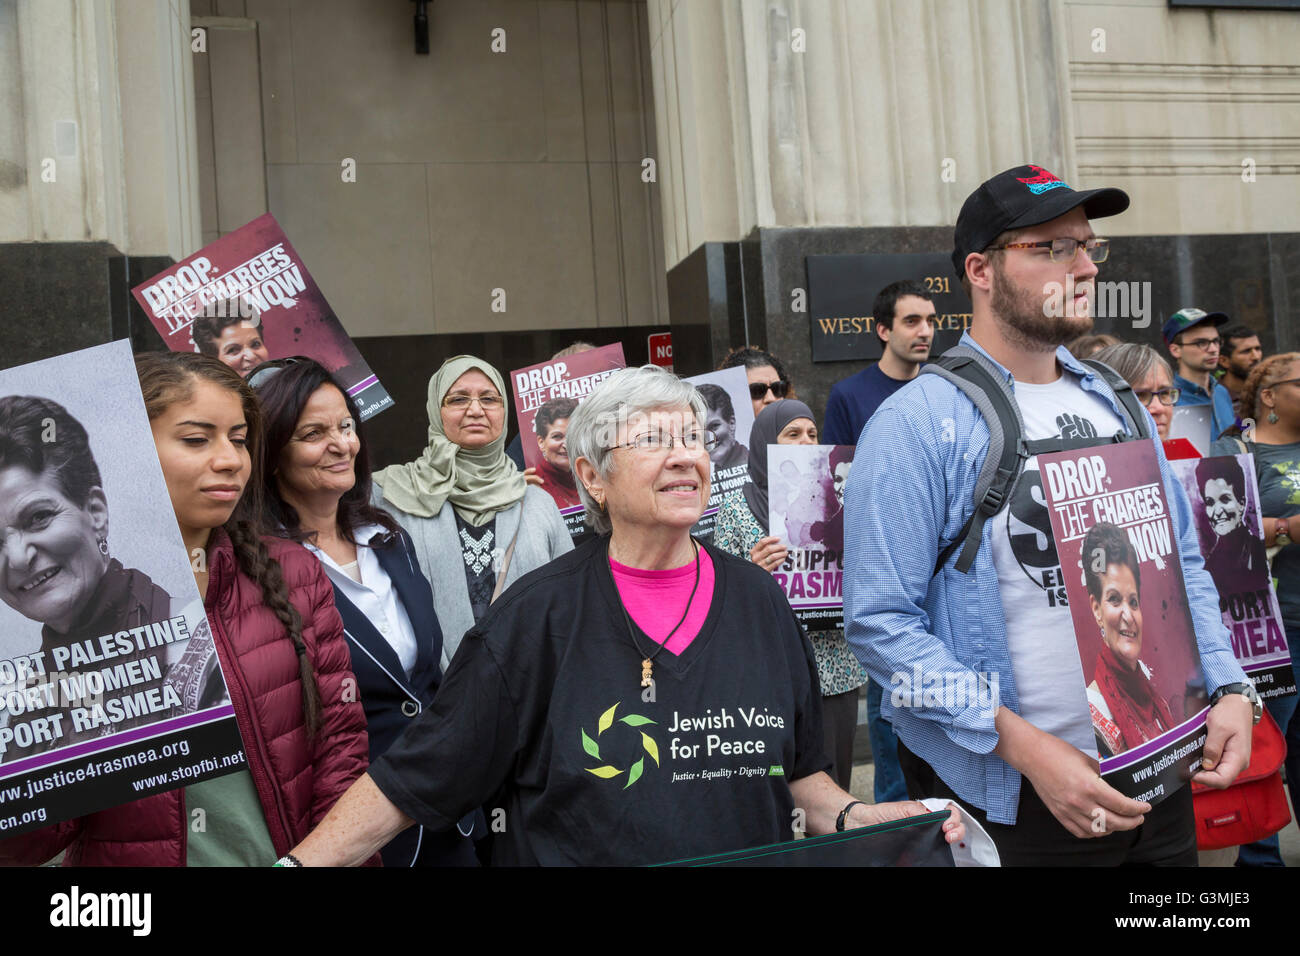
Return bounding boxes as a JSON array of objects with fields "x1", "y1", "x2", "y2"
[{"x1": 925, "y1": 353, "x2": 1026, "y2": 575}]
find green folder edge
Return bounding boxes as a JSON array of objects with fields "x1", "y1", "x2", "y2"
[{"x1": 651, "y1": 809, "x2": 950, "y2": 867}]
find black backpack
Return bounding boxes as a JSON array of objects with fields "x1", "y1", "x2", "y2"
[{"x1": 920, "y1": 344, "x2": 1152, "y2": 576}]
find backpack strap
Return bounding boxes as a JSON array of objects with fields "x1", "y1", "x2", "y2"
[
  {"x1": 1081, "y1": 358, "x2": 1151, "y2": 441},
  {"x1": 1023, "y1": 435, "x2": 1127, "y2": 455},
  {"x1": 921, "y1": 346, "x2": 1027, "y2": 576}
]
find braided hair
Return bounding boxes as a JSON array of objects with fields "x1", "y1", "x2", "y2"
[{"x1": 135, "y1": 351, "x2": 322, "y2": 736}]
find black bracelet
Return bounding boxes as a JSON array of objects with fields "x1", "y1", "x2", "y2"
[
  {"x1": 836, "y1": 800, "x2": 866, "y2": 832},
  {"x1": 273, "y1": 853, "x2": 304, "y2": 867}
]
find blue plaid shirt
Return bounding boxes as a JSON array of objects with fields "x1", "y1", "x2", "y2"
[{"x1": 843, "y1": 333, "x2": 1247, "y2": 825}]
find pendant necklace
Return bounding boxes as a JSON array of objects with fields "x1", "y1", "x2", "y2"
[{"x1": 607, "y1": 539, "x2": 701, "y2": 687}]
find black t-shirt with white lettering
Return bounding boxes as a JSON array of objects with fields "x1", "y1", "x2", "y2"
[{"x1": 369, "y1": 536, "x2": 829, "y2": 866}]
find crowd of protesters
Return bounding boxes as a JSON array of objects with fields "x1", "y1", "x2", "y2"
[{"x1": 3, "y1": 162, "x2": 1297, "y2": 868}]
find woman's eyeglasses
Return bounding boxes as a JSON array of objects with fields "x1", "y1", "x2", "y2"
[
  {"x1": 1134, "y1": 387, "x2": 1180, "y2": 407},
  {"x1": 749, "y1": 380, "x2": 790, "y2": 401},
  {"x1": 611, "y1": 429, "x2": 718, "y2": 454},
  {"x1": 442, "y1": 393, "x2": 505, "y2": 410}
]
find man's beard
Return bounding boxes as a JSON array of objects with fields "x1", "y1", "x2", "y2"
[{"x1": 990, "y1": 262, "x2": 1093, "y2": 351}]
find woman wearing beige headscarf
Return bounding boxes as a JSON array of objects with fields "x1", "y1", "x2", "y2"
[{"x1": 374, "y1": 356, "x2": 572, "y2": 671}]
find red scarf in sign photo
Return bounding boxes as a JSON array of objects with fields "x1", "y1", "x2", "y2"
[
  {"x1": 536, "y1": 455, "x2": 582, "y2": 509},
  {"x1": 1092, "y1": 642, "x2": 1177, "y2": 751}
]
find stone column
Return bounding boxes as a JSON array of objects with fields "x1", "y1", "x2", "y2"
[
  {"x1": 0, "y1": 0, "x2": 200, "y2": 368},
  {"x1": 0, "y1": 0, "x2": 199, "y2": 256},
  {"x1": 646, "y1": 0, "x2": 1074, "y2": 268}
]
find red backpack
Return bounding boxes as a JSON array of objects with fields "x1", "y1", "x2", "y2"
[{"x1": 1190, "y1": 709, "x2": 1291, "y2": 850}]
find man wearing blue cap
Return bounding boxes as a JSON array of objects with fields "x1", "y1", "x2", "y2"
[{"x1": 1164, "y1": 308, "x2": 1237, "y2": 440}]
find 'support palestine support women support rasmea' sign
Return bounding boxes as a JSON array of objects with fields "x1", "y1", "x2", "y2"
[
  {"x1": 1171, "y1": 454, "x2": 1295, "y2": 700},
  {"x1": 0, "y1": 341, "x2": 245, "y2": 836},
  {"x1": 131, "y1": 213, "x2": 393, "y2": 420},
  {"x1": 685, "y1": 367, "x2": 756, "y2": 542},
  {"x1": 511, "y1": 344, "x2": 626, "y2": 539},
  {"x1": 1039, "y1": 441, "x2": 1209, "y2": 806},
  {"x1": 767, "y1": 444, "x2": 855, "y2": 629}
]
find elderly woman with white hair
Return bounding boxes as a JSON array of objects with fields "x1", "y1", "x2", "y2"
[{"x1": 283, "y1": 366, "x2": 965, "y2": 865}]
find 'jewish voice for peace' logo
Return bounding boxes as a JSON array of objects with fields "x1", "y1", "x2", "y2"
[{"x1": 581, "y1": 703, "x2": 660, "y2": 789}]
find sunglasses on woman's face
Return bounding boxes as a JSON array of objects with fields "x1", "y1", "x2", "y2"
[
  {"x1": 748, "y1": 380, "x2": 790, "y2": 401},
  {"x1": 247, "y1": 357, "x2": 304, "y2": 388}
]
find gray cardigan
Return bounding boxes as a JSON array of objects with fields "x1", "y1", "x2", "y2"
[{"x1": 371, "y1": 483, "x2": 573, "y2": 671}]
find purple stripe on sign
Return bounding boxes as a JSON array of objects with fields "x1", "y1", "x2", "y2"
[
  {"x1": 560, "y1": 504, "x2": 585, "y2": 516},
  {"x1": 0, "y1": 705, "x2": 238, "y2": 779},
  {"x1": 1245, "y1": 656, "x2": 1292, "y2": 669},
  {"x1": 347, "y1": 375, "x2": 379, "y2": 395},
  {"x1": 1102, "y1": 708, "x2": 1209, "y2": 773}
]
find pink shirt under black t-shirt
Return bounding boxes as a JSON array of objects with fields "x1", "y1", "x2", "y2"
[{"x1": 608, "y1": 548, "x2": 715, "y2": 654}]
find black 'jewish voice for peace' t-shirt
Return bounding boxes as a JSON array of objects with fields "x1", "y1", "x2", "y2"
[{"x1": 369, "y1": 537, "x2": 830, "y2": 866}]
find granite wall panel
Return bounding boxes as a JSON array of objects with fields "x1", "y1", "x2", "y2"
[{"x1": 667, "y1": 228, "x2": 1300, "y2": 427}]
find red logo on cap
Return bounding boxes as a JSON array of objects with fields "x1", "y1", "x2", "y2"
[
  {"x1": 1015, "y1": 165, "x2": 1068, "y2": 194},
  {"x1": 1016, "y1": 165, "x2": 1061, "y2": 186}
]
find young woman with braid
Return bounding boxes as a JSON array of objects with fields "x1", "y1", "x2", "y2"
[{"x1": 0, "y1": 353, "x2": 371, "y2": 866}]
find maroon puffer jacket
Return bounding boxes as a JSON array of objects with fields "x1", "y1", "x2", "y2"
[{"x1": 0, "y1": 531, "x2": 370, "y2": 866}]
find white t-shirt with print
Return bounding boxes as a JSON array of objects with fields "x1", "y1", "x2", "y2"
[{"x1": 989, "y1": 372, "x2": 1125, "y2": 754}]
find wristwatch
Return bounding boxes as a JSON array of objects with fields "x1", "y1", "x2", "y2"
[
  {"x1": 1277, "y1": 518, "x2": 1293, "y2": 548},
  {"x1": 1209, "y1": 682, "x2": 1262, "y2": 725}
]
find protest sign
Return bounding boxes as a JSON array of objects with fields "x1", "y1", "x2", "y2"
[
  {"x1": 1039, "y1": 441, "x2": 1208, "y2": 806},
  {"x1": 685, "y1": 367, "x2": 756, "y2": 542},
  {"x1": 0, "y1": 341, "x2": 245, "y2": 836},
  {"x1": 511, "y1": 344, "x2": 626, "y2": 538},
  {"x1": 767, "y1": 444, "x2": 854, "y2": 629},
  {"x1": 131, "y1": 213, "x2": 392, "y2": 420},
  {"x1": 1169, "y1": 406, "x2": 1213, "y2": 457},
  {"x1": 1171, "y1": 454, "x2": 1295, "y2": 700}
]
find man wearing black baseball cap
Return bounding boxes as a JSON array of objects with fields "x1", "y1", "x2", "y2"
[
  {"x1": 843, "y1": 164, "x2": 1254, "y2": 865},
  {"x1": 1163, "y1": 307, "x2": 1236, "y2": 441}
]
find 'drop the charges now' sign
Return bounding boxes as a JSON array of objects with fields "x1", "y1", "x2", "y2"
[{"x1": 806, "y1": 253, "x2": 972, "y2": 363}]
